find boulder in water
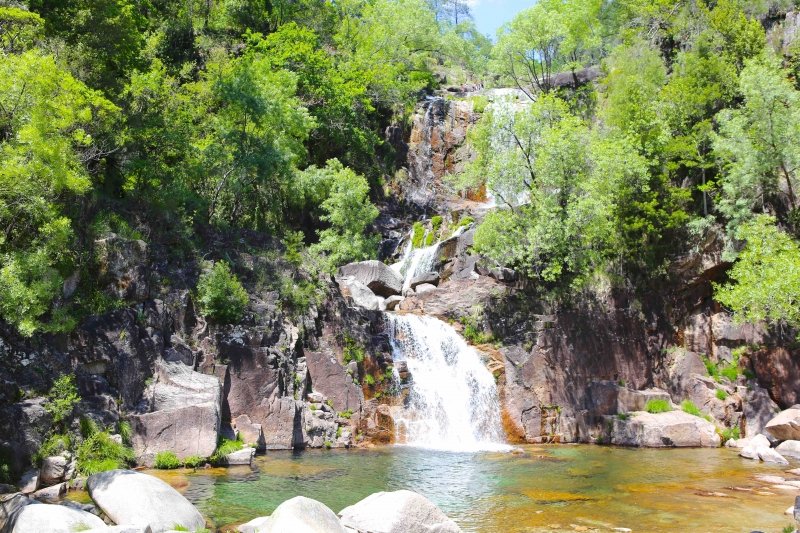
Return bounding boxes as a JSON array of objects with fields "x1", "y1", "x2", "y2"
[
  {"x1": 610, "y1": 411, "x2": 720, "y2": 447},
  {"x1": 238, "y1": 496, "x2": 346, "y2": 533},
  {"x1": 222, "y1": 447, "x2": 255, "y2": 466},
  {"x1": 338, "y1": 260, "x2": 403, "y2": 297},
  {"x1": 765, "y1": 407, "x2": 800, "y2": 441},
  {"x1": 385, "y1": 295, "x2": 404, "y2": 310},
  {"x1": 777, "y1": 440, "x2": 800, "y2": 458},
  {"x1": 87, "y1": 469, "x2": 205, "y2": 532},
  {"x1": 740, "y1": 433, "x2": 771, "y2": 460},
  {"x1": 3, "y1": 501, "x2": 106, "y2": 533},
  {"x1": 339, "y1": 489, "x2": 461, "y2": 533}
]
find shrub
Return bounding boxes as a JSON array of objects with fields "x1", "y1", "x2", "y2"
[
  {"x1": 430, "y1": 215, "x2": 443, "y2": 233},
  {"x1": 644, "y1": 399, "x2": 671, "y2": 414},
  {"x1": 364, "y1": 374, "x2": 375, "y2": 386},
  {"x1": 155, "y1": 451, "x2": 181, "y2": 469},
  {"x1": 719, "y1": 360, "x2": 740, "y2": 382},
  {"x1": 34, "y1": 433, "x2": 71, "y2": 466},
  {"x1": 196, "y1": 261, "x2": 249, "y2": 324},
  {"x1": 720, "y1": 426, "x2": 741, "y2": 442},
  {"x1": 117, "y1": 420, "x2": 132, "y2": 445},
  {"x1": 183, "y1": 455, "x2": 205, "y2": 468},
  {"x1": 339, "y1": 409, "x2": 353, "y2": 419},
  {"x1": 342, "y1": 335, "x2": 365, "y2": 364},
  {"x1": 715, "y1": 389, "x2": 729, "y2": 401},
  {"x1": 616, "y1": 412, "x2": 630, "y2": 420},
  {"x1": 45, "y1": 374, "x2": 80, "y2": 427},
  {"x1": 77, "y1": 431, "x2": 134, "y2": 475},
  {"x1": 455, "y1": 216, "x2": 474, "y2": 231},
  {"x1": 210, "y1": 436, "x2": 243, "y2": 465}
]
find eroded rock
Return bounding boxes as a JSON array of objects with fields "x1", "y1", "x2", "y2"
[
  {"x1": 765, "y1": 407, "x2": 800, "y2": 441},
  {"x1": 338, "y1": 261, "x2": 403, "y2": 297},
  {"x1": 610, "y1": 411, "x2": 721, "y2": 448}
]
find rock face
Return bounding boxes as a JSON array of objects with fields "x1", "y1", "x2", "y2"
[
  {"x1": 87, "y1": 469, "x2": 205, "y2": 533},
  {"x1": 765, "y1": 407, "x2": 800, "y2": 441},
  {"x1": 609, "y1": 411, "x2": 721, "y2": 448},
  {"x1": 238, "y1": 496, "x2": 347, "y2": 533},
  {"x1": 338, "y1": 261, "x2": 403, "y2": 297},
  {"x1": 339, "y1": 490, "x2": 461, "y2": 533},
  {"x1": 130, "y1": 361, "x2": 221, "y2": 465},
  {"x1": 2, "y1": 500, "x2": 106, "y2": 533},
  {"x1": 255, "y1": 397, "x2": 306, "y2": 450},
  {"x1": 95, "y1": 234, "x2": 150, "y2": 302}
]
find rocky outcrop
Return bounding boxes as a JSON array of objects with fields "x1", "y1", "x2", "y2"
[
  {"x1": 130, "y1": 361, "x2": 221, "y2": 465},
  {"x1": 609, "y1": 411, "x2": 721, "y2": 448},
  {"x1": 238, "y1": 496, "x2": 346, "y2": 533},
  {"x1": 404, "y1": 97, "x2": 478, "y2": 207},
  {"x1": 95, "y1": 234, "x2": 150, "y2": 302},
  {"x1": 339, "y1": 490, "x2": 462, "y2": 533},
  {"x1": 87, "y1": 470, "x2": 205, "y2": 533},
  {"x1": 740, "y1": 434, "x2": 790, "y2": 465}
]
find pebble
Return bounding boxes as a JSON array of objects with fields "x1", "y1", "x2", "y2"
[{"x1": 613, "y1": 528, "x2": 633, "y2": 533}]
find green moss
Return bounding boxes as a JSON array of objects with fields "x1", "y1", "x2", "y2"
[
  {"x1": 411, "y1": 222, "x2": 425, "y2": 249},
  {"x1": 644, "y1": 399, "x2": 671, "y2": 414},
  {"x1": 430, "y1": 215, "x2": 443, "y2": 233},
  {"x1": 715, "y1": 389, "x2": 729, "y2": 401},
  {"x1": 616, "y1": 412, "x2": 630, "y2": 420},
  {"x1": 339, "y1": 409, "x2": 353, "y2": 419},
  {"x1": 154, "y1": 451, "x2": 181, "y2": 469},
  {"x1": 455, "y1": 215, "x2": 474, "y2": 230},
  {"x1": 364, "y1": 374, "x2": 375, "y2": 386}
]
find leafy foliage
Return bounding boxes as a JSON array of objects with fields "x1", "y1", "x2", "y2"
[
  {"x1": 196, "y1": 262, "x2": 249, "y2": 324},
  {"x1": 715, "y1": 216, "x2": 800, "y2": 329},
  {"x1": 44, "y1": 374, "x2": 80, "y2": 427}
]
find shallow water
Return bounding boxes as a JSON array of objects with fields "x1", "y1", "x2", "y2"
[{"x1": 147, "y1": 445, "x2": 798, "y2": 532}]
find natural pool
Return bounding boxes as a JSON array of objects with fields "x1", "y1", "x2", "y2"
[{"x1": 146, "y1": 445, "x2": 798, "y2": 532}]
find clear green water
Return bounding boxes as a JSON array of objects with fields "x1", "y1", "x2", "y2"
[{"x1": 149, "y1": 445, "x2": 799, "y2": 532}]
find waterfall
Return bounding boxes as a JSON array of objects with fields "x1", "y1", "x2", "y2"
[
  {"x1": 386, "y1": 313, "x2": 510, "y2": 452},
  {"x1": 391, "y1": 240, "x2": 440, "y2": 293}
]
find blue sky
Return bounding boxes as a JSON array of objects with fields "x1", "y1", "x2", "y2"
[{"x1": 471, "y1": 0, "x2": 534, "y2": 39}]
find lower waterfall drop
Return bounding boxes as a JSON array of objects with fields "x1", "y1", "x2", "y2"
[{"x1": 387, "y1": 313, "x2": 510, "y2": 452}]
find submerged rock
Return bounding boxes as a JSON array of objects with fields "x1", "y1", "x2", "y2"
[
  {"x1": 739, "y1": 434, "x2": 789, "y2": 464},
  {"x1": 3, "y1": 501, "x2": 106, "y2": 533},
  {"x1": 777, "y1": 440, "x2": 800, "y2": 458},
  {"x1": 238, "y1": 496, "x2": 346, "y2": 533},
  {"x1": 339, "y1": 489, "x2": 461, "y2": 533},
  {"x1": 610, "y1": 411, "x2": 720, "y2": 447},
  {"x1": 223, "y1": 447, "x2": 255, "y2": 466},
  {"x1": 87, "y1": 469, "x2": 205, "y2": 533},
  {"x1": 765, "y1": 407, "x2": 800, "y2": 441}
]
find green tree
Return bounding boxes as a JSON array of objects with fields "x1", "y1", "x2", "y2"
[
  {"x1": 715, "y1": 215, "x2": 800, "y2": 330},
  {"x1": 309, "y1": 160, "x2": 379, "y2": 269},
  {"x1": 0, "y1": 7, "x2": 44, "y2": 53},
  {"x1": 491, "y1": 0, "x2": 602, "y2": 97},
  {"x1": 713, "y1": 53, "x2": 800, "y2": 234},
  {"x1": 196, "y1": 261, "x2": 249, "y2": 324},
  {"x1": 0, "y1": 51, "x2": 117, "y2": 336}
]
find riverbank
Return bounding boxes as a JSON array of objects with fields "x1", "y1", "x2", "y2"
[{"x1": 120, "y1": 445, "x2": 798, "y2": 532}]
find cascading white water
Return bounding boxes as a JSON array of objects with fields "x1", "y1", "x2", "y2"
[
  {"x1": 391, "y1": 240, "x2": 440, "y2": 293},
  {"x1": 387, "y1": 313, "x2": 510, "y2": 452}
]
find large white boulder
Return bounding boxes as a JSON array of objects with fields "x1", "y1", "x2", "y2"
[
  {"x1": 765, "y1": 407, "x2": 800, "y2": 441},
  {"x1": 3, "y1": 501, "x2": 106, "y2": 532},
  {"x1": 610, "y1": 411, "x2": 721, "y2": 447},
  {"x1": 336, "y1": 277, "x2": 385, "y2": 311},
  {"x1": 237, "y1": 496, "x2": 346, "y2": 533},
  {"x1": 87, "y1": 469, "x2": 205, "y2": 533},
  {"x1": 338, "y1": 490, "x2": 461, "y2": 533},
  {"x1": 739, "y1": 433, "x2": 789, "y2": 464},
  {"x1": 337, "y1": 261, "x2": 403, "y2": 297},
  {"x1": 777, "y1": 440, "x2": 800, "y2": 458}
]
